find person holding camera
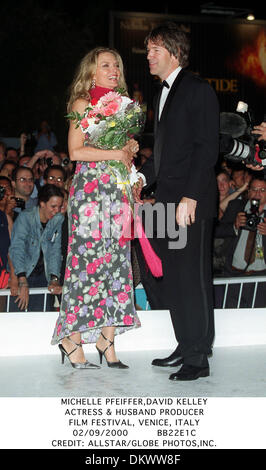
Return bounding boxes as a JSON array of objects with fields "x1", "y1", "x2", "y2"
[
  {"x1": 11, "y1": 166, "x2": 38, "y2": 219},
  {"x1": 26, "y1": 149, "x2": 62, "y2": 189},
  {"x1": 215, "y1": 176, "x2": 266, "y2": 307}
]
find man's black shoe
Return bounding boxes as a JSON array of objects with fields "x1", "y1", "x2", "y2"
[
  {"x1": 152, "y1": 352, "x2": 183, "y2": 367},
  {"x1": 169, "y1": 364, "x2": 210, "y2": 381}
]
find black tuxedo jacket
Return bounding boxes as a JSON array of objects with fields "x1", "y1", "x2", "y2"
[{"x1": 141, "y1": 69, "x2": 220, "y2": 220}]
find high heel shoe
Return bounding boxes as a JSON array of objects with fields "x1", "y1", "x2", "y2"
[
  {"x1": 96, "y1": 332, "x2": 129, "y2": 369},
  {"x1": 59, "y1": 337, "x2": 100, "y2": 369}
]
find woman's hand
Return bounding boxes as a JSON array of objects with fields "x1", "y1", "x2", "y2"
[{"x1": 119, "y1": 139, "x2": 139, "y2": 172}]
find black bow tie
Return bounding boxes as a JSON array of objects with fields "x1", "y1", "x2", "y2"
[{"x1": 162, "y1": 80, "x2": 170, "y2": 89}]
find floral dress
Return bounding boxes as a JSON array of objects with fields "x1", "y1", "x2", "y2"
[{"x1": 51, "y1": 98, "x2": 141, "y2": 346}]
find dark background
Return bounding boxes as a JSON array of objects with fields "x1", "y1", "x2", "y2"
[{"x1": 1, "y1": 1, "x2": 265, "y2": 152}]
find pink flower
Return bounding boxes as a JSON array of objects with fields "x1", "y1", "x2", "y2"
[
  {"x1": 100, "y1": 299, "x2": 106, "y2": 305},
  {"x1": 94, "y1": 259, "x2": 101, "y2": 268},
  {"x1": 86, "y1": 241, "x2": 93, "y2": 249},
  {"x1": 57, "y1": 324, "x2": 62, "y2": 335},
  {"x1": 89, "y1": 162, "x2": 96, "y2": 168},
  {"x1": 92, "y1": 229, "x2": 102, "y2": 241},
  {"x1": 84, "y1": 179, "x2": 98, "y2": 194},
  {"x1": 69, "y1": 185, "x2": 75, "y2": 197},
  {"x1": 119, "y1": 236, "x2": 126, "y2": 247},
  {"x1": 65, "y1": 268, "x2": 71, "y2": 280},
  {"x1": 105, "y1": 253, "x2": 112, "y2": 263},
  {"x1": 80, "y1": 117, "x2": 89, "y2": 129},
  {"x1": 84, "y1": 205, "x2": 95, "y2": 217},
  {"x1": 74, "y1": 306, "x2": 80, "y2": 313},
  {"x1": 125, "y1": 284, "x2": 131, "y2": 292},
  {"x1": 77, "y1": 296, "x2": 83, "y2": 301},
  {"x1": 100, "y1": 173, "x2": 110, "y2": 184},
  {"x1": 66, "y1": 313, "x2": 77, "y2": 324},
  {"x1": 88, "y1": 320, "x2": 95, "y2": 327},
  {"x1": 123, "y1": 315, "x2": 133, "y2": 326},
  {"x1": 86, "y1": 262, "x2": 97, "y2": 274},
  {"x1": 94, "y1": 307, "x2": 104, "y2": 319},
  {"x1": 102, "y1": 102, "x2": 119, "y2": 116},
  {"x1": 117, "y1": 292, "x2": 129, "y2": 304},
  {"x1": 89, "y1": 286, "x2": 98, "y2": 296},
  {"x1": 72, "y1": 255, "x2": 78, "y2": 267}
]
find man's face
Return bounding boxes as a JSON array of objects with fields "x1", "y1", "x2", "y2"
[
  {"x1": 217, "y1": 173, "x2": 231, "y2": 198},
  {"x1": 249, "y1": 180, "x2": 266, "y2": 208},
  {"x1": 6, "y1": 149, "x2": 18, "y2": 162},
  {"x1": 14, "y1": 169, "x2": 34, "y2": 199},
  {"x1": 146, "y1": 39, "x2": 179, "y2": 81},
  {"x1": 45, "y1": 169, "x2": 65, "y2": 188},
  {"x1": 39, "y1": 196, "x2": 63, "y2": 222},
  {"x1": 232, "y1": 170, "x2": 245, "y2": 189}
]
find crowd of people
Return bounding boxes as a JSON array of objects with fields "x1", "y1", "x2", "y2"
[
  {"x1": 0, "y1": 132, "x2": 73, "y2": 312},
  {"x1": 1, "y1": 123, "x2": 266, "y2": 313}
]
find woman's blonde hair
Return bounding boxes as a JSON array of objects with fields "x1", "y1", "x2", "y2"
[{"x1": 67, "y1": 47, "x2": 128, "y2": 113}]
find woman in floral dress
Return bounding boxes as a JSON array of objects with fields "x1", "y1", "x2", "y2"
[{"x1": 51, "y1": 47, "x2": 141, "y2": 369}]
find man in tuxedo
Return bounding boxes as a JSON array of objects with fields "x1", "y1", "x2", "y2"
[{"x1": 134, "y1": 23, "x2": 220, "y2": 381}]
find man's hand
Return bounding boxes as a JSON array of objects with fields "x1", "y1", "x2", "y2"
[
  {"x1": 176, "y1": 197, "x2": 197, "y2": 227},
  {"x1": 234, "y1": 211, "x2": 247, "y2": 230},
  {"x1": 252, "y1": 122, "x2": 266, "y2": 141}
]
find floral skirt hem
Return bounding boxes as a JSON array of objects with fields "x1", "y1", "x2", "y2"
[{"x1": 51, "y1": 319, "x2": 141, "y2": 345}]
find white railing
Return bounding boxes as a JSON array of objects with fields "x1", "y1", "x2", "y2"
[
  {"x1": 213, "y1": 276, "x2": 266, "y2": 309},
  {"x1": 0, "y1": 287, "x2": 54, "y2": 312},
  {"x1": 0, "y1": 276, "x2": 266, "y2": 312}
]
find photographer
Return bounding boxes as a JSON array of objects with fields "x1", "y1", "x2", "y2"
[
  {"x1": 215, "y1": 176, "x2": 266, "y2": 307},
  {"x1": 26, "y1": 149, "x2": 62, "y2": 189},
  {"x1": 11, "y1": 166, "x2": 38, "y2": 220}
]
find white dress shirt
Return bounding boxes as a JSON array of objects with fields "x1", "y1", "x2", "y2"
[
  {"x1": 137, "y1": 66, "x2": 182, "y2": 186},
  {"x1": 158, "y1": 66, "x2": 182, "y2": 119}
]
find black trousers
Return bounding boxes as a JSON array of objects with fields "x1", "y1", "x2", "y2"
[{"x1": 155, "y1": 218, "x2": 215, "y2": 367}]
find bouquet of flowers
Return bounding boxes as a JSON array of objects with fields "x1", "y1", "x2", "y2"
[{"x1": 67, "y1": 89, "x2": 145, "y2": 194}]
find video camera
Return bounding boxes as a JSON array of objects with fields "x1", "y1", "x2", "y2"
[{"x1": 219, "y1": 101, "x2": 266, "y2": 167}]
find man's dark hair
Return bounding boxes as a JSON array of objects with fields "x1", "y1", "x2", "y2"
[
  {"x1": 0, "y1": 175, "x2": 12, "y2": 189},
  {"x1": 144, "y1": 22, "x2": 190, "y2": 68},
  {"x1": 43, "y1": 165, "x2": 67, "y2": 182},
  {"x1": 11, "y1": 165, "x2": 34, "y2": 182},
  {"x1": 38, "y1": 183, "x2": 64, "y2": 206}
]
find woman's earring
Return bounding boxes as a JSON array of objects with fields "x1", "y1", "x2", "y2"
[{"x1": 91, "y1": 78, "x2": 96, "y2": 89}]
